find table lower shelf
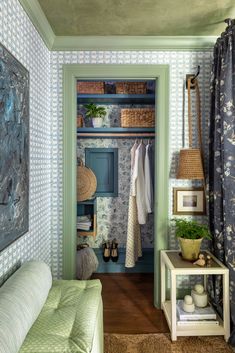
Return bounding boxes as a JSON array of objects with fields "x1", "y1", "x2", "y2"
[{"x1": 162, "y1": 301, "x2": 225, "y2": 337}]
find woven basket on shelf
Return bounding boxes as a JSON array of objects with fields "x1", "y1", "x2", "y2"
[
  {"x1": 77, "y1": 159, "x2": 97, "y2": 201},
  {"x1": 116, "y1": 82, "x2": 147, "y2": 94},
  {"x1": 77, "y1": 82, "x2": 104, "y2": 94},
  {"x1": 121, "y1": 108, "x2": 155, "y2": 127},
  {"x1": 77, "y1": 114, "x2": 84, "y2": 128}
]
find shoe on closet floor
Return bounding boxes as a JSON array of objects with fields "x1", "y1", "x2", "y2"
[
  {"x1": 111, "y1": 239, "x2": 119, "y2": 262},
  {"x1": 103, "y1": 241, "x2": 111, "y2": 262}
]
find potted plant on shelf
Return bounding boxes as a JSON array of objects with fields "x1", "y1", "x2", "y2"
[
  {"x1": 171, "y1": 218, "x2": 211, "y2": 261},
  {"x1": 84, "y1": 103, "x2": 106, "y2": 128}
]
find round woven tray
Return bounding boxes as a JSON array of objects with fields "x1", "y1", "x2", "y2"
[{"x1": 77, "y1": 159, "x2": 97, "y2": 201}]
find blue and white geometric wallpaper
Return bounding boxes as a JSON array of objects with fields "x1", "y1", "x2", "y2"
[
  {"x1": 0, "y1": 0, "x2": 51, "y2": 284},
  {"x1": 77, "y1": 137, "x2": 155, "y2": 250},
  {"x1": 0, "y1": 0, "x2": 212, "y2": 283}
]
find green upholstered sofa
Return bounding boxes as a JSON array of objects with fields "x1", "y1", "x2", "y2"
[{"x1": 0, "y1": 261, "x2": 103, "y2": 353}]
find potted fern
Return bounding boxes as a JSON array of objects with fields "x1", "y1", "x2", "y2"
[
  {"x1": 84, "y1": 103, "x2": 106, "y2": 128},
  {"x1": 171, "y1": 218, "x2": 211, "y2": 261}
]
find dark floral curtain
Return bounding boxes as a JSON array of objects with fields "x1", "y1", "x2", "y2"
[{"x1": 209, "y1": 20, "x2": 235, "y2": 344}]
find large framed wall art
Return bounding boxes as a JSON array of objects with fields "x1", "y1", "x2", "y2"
[{"x1": 0, "y1": 43, "x2": 29, "y2": 251}]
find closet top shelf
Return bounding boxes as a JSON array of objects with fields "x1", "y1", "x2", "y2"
[
  {"x1": 77, "y1": 127, "x2": 155, "y2": 138},
  {"x1": 77, "y1": 94, "x2": 155, "y2": 105}
]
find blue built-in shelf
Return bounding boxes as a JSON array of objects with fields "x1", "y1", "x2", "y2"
[
  {"x1": 77, "y1": 198, "x2": 97, "y2": 237},
  {"x1": 77, "y1": 93, "x2": 155, "y2": 105},
  {"x1": 77, "y1": 127, "x2": 155, "y2": 138}
]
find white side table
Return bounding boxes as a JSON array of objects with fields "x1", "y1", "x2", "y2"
[{"x1": 161, "y1": 250, "x2": 230, "y2": 341}]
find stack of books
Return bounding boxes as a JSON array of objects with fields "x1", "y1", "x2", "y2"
[
  {"x1": 77, "y1": 215, "x2": 92, "y2": 231},
  {"x1": 176, "y1": 300, "x2": 219, "y2": 326}
]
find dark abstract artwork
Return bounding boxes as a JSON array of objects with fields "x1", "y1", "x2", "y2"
[{"x1": 0, "y1": 43, "x2": 29, "y2": 251}]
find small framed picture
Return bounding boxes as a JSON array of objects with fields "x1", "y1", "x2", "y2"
[{"x1": 173, "y1": 187, "x2": 205, "y2": 215}]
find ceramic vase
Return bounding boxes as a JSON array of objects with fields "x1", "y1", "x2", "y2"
[{"x1": 92, "y1": 118, "x2": 103, "y2": 128}]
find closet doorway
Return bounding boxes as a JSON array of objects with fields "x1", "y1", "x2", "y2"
[{"x1": 63, "y1": 64, "x2": 169, "y2": 308}]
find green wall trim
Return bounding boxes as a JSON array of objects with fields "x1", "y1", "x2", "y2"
[
  {"x1": 63, "y1": 64, "x2": 169, "y2": 307},
  {"x1": 19, "y1": 0, "x2": 55, "y2": 50},
  {"x1": 18, "y1": 1, "x2": 216, "y2": 51},
  {"x1": 54, "y1": 36, "x2": 216, "y2": 51},
  {"x1": 63, "y1": 66, "x2": 77, "y2": 279}
]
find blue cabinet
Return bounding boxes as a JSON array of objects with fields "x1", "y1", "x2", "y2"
[{"x1": 85, "y1": 148, "x2": 118, "y2": 197}]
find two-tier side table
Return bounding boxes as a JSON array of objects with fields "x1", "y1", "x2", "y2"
[{"x1": 160, "y1": 250, "x2": 230, "y2": 341}]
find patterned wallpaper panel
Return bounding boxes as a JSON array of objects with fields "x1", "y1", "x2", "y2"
[
  {"x1": 0, "y1": 0, "x2": 51, "y2": 284},
  {"x1": 77, "y1": 102, "x2": 155, "y2": 249},
  {"x1": 77, "y1": 138, "x2": 155, "y2": 248},
  {"x1": 78, "y1": 103, "x2": 154, "y2": 128},
  {"x1": 51, "y1": 50, "x2": 212, "y2": 278}
]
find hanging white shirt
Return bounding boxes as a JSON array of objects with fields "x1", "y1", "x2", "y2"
[
  {"x1": 145, "y1": 143, "x2": 154, "y2": 213},
  {"x1": 130, "y1": 141, "x2": 138, "y2": 196},
  {"x1": 132, "y1": 143, "x2": 147, "y2": 224}
]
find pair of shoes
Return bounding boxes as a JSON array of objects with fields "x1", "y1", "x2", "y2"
[{"x1": 102, "y1": 239, "x2": 119, "y2": 262}]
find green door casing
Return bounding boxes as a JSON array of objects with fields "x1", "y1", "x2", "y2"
[{"x1": 63, "y1": 64, "x2": 169, "y2": 307}]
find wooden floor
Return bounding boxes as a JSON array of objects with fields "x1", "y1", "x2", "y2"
[{"x1": 93, "y1": 273, "x2": 169, "y2": 334}]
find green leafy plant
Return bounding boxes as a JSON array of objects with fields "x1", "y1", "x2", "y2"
[
  {"x1": 171, "y1": 218, "x2": 211, "y2": 240},
  {"x1": 84, "y1": 103, "x2": 106, "y2": 119}
]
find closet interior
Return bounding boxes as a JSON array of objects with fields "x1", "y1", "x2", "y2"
[{"x1": 76, "y1": 79, "x2": 156, "y2": 276}]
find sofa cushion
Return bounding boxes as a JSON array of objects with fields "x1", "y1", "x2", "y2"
[
  {"x1": 0, "y1": 261, "x2": 52, "y2": 353},
  {"x1": 20, "y1": 279, "x2": 102, "y2": 353}
]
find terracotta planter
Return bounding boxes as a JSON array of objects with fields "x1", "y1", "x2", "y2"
[{"x1": 178, "y1": 237, "x2": 202, "y2": 261}]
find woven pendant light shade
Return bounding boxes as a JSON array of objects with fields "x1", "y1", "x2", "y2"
[
  {"x1": 177, "y1": 148, "x2": 204, "y2": 180},
  {"x1": 177, "y1": 77, "x2": 205, "y2": 180}
]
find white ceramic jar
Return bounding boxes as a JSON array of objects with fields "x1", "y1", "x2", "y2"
[
  {"x1": 183, "y1": 295, "x2": 195, "y2": 313},
  {"x1": 191, "y1": 284, "x2": 208, "y2": 308}
]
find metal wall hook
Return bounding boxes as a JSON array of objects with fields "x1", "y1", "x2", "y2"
[
  {"x1": 225, "y1": 18, "x2": 232, "y2": 26},
  {"x1": 186, "y1": 65, "x2": 200, "y2": 90},
  {"x1": 191, "y1": 65, "x2": 200, "y2": 82}
]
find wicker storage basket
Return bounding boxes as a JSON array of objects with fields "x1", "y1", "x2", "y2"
[
  {"x1": 77, "y1": 82, "x2": 104, "y2": 94},
  {"x1": 77, "y1": 114, "x2": 84, "y2": 128},
  {"x1": 121, "y1": 108, "x2": 155, "y2": 128},
  {"x1": 116, "y1": 82, "x2": 147, "y2": 94}
]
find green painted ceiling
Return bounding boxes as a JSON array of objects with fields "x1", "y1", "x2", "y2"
[{"x1": 37, "y1": 0, "x2": 235, "y2": 36}]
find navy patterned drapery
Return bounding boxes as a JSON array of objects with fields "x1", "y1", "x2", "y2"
[{"x1": 209, "y1": 21, "x2": 235, "y2": 344}]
